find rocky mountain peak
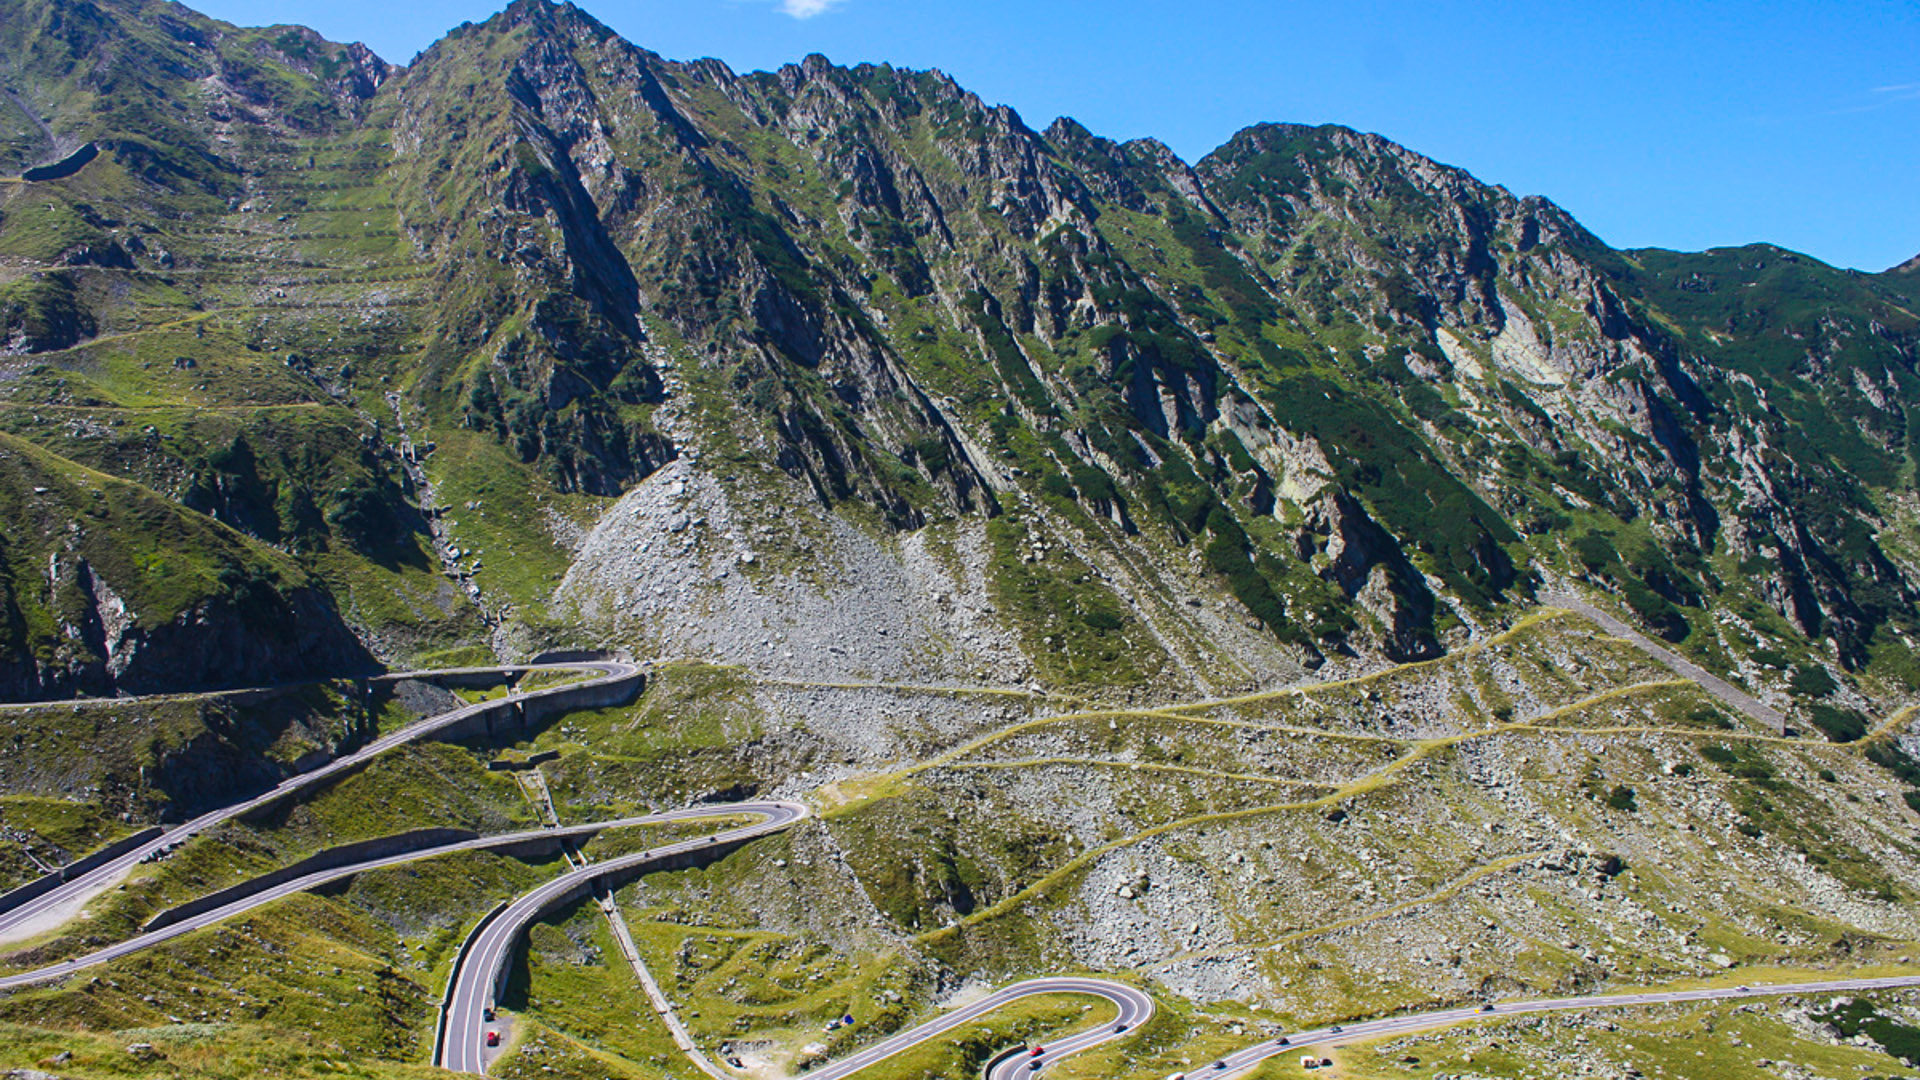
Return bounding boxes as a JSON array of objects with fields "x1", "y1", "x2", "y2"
[{"x1": 0, "y1": 0, "x2": 1916, "y2": 690}]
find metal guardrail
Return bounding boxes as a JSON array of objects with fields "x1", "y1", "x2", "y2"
[
  {"x1": 981, "y1": 1043, "x2": 1029, "y2": 1080},
  {"x1": 431, "y1": 897, "x2": 513, "y2": 1069},
  {"x1": 0, "y1": 827, "x2": 164, "y2": 919}
]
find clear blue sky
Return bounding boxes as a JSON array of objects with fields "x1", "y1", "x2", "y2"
[{"x1": 196, "y1": 0, "x2": 1918, "y2": 272}]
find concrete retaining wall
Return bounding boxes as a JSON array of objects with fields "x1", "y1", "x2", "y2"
[
  {"x1": 981, "y1": 1044, "x2": 1028, "y2": 1079},
  {"x1": 487, "y1": 751, "x2": 560, "y2": 772},
  {"x1": 144, "y1": 828, "x2": 477, "y2": 931},
  {"x1": 0, "y1": 826, "x2": 164, "y2": 918},
  {"x1": 478, "y1": 837, "x2": 753, "y2": 1004},
  {"x1": 530, "y1": 649, "x2": 616, "y2": 665},
  {"x1": 434, "y1": 668, "x2": 643, "y2": 745}
]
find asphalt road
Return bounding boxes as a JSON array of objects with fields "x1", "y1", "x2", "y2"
[
  {"x1": 0, "y1": 802, "x2": 778, "y2": 992},
  {"x1": 0, "y1": 661, "x2": 640, "y2": 945},
  {"x1": 4, "y1": 641, "x2": 1914, "y2": 1079},
  {"x1": 437, "y1": 800, "x2": 809, "y2": 1074},
  {"x1": 787, "y1": 977, "x2": 1153, "y2": 1080},
  {"x1": 1202, "y1": 973, "x2": 1920, "y2": 1078}
]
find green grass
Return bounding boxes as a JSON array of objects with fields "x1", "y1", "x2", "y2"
[
  {"x1": 538, "y1": 662, "x2": 775, "y2": 818},
  {"x1": 1278, "y1": 993, "x2": 1920, "y2": 1080},
  {"x1": 984, "y1": 511, "x2": 1168, "y2": 689}
]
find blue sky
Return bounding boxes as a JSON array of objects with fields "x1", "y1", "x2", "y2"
[{"x1": 197, "y1": 0, "x2": 1917, "y2": 271}]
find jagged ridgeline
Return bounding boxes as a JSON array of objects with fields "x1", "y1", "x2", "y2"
[{"x1": 0, "y1": 0, "x2": 1917, "y2": 699}]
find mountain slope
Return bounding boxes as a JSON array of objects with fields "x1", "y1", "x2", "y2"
[
  {"x1": 0, "y1": 0, "x2": 1915, "y2": 717},
  {"x1": 6, "y1": 5, "x2": 1920, "y2": 1080}
]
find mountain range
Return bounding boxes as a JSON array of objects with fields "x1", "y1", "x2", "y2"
[{"x1": 5, "y1": 2, "x2": 1920, "y2": 1077}]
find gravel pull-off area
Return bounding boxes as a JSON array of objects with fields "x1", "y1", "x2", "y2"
[{"x1": 1541, "y1": 591, "x2": 1789, "y2": 733}]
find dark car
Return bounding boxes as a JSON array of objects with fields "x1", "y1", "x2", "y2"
[
  {"x1": 1114, "y1": 1022, "x2": 1129, "y2": 1033},
  {"x1": 485, "y1": 1031, "x2": 500, "y2": 1048}
]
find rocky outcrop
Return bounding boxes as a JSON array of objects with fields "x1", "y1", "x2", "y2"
[
  {"x1": 3, "y1": 567, "x2": 376, "y2": 703},
  {"x1": 1297, "y1": 491, "x2": 1439, "y2": 661}
]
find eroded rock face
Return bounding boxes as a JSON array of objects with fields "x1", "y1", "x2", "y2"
[{"x1": 2, "y1": 556, "x2": 375, "y2": 703}]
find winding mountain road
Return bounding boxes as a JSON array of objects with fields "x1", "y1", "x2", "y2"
[
  {"x1": 792, "y1": 977, "x2": 1152, "y2": 1080},
  {"x1": 0, "y1": 660, "x2": 641, "y2": 945},
  {"x1": 1204, "y1": 973, "x2": 1920, "y2": 1077},
  {"x1": 436, "y1": 801, "x2": 808, "y2": 1074},
  {"x1": 3, "y1": 624, "x2": 1915, "y2": 1079},
  {"x1": 0, "y1": 802, "x2": 776, "y2": 992}
]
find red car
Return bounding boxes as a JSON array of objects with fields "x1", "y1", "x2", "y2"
[
  {"x1": 486, "y1": 1031, "x2": 501, "y2": 1048},
  {"x1": 1030, "y1": 1047, "x2": 1045, "y2": 1057}
]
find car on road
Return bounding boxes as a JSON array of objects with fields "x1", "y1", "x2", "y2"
[
  {"x1": 1275, "y1": 1037, "x2": 1289, "y2": 1046},
  {"x1": 1211, "y1": 1061, "x2": 1227, "y2": 1070},
  {"x1": 483, "y1": 1008, "x2": 494, "y2": 1022},
  {"x1": 1114, "y1": 1022, "x2": 1129, "y2": 1033},
  {"x1": 1030, "y1": 1046, "x2": 1045, "y2": 1057},
  {"x1": 1329, "y1": 1024, "x2": 1343, "y2": 1033},
  {"x1": 1480, "y1": 1004, "x2": 1496, "y2": 1013}
]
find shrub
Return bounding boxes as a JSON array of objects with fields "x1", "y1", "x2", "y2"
[
  {"x1": 1604, "y1": 785, "x2": 1638, "y2": 812},
  {"x1": 1808, "y1": 704, "x2": 1869, "y2": 744},
  {"x1": 1573, "y1": 531, "x2": 1619, "y2": 572},
  {"x1": 1687, "y1": 707, "x2": 1732, "y2": 730},
  {"x1": 1790, "y1": 664, "x2": 1839, "y2": 697},
  {"x1": 1699, "y1": 745, "x2": 1738, "y2": 766}
]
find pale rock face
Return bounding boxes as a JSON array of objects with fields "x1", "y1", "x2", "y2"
[
  {"x1": 1220, "y1": 398, "x2": 1334, "y2": 506},
  {"x1": 88, "y1": 573, "x2": 137, "y2": 679},
  {"x1": 1490, "y1": 296, "x2": 1565, "y2": 387},
  {"x1": 1433, "y1": 328, "x2": 1485, "y2": 381}
]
